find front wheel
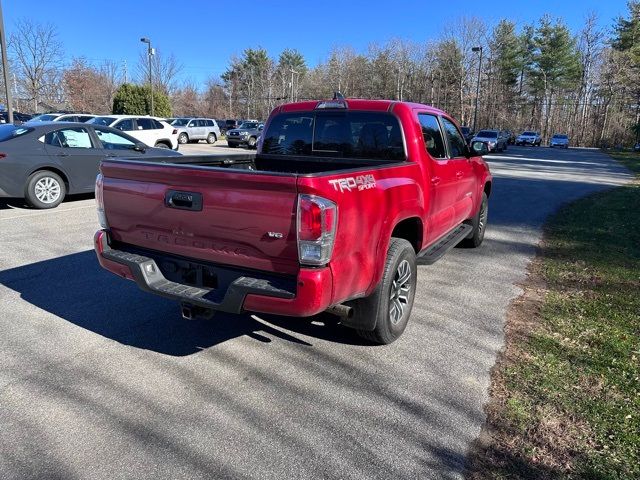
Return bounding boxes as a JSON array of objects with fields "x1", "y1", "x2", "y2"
[
  {"x1": 353, "y1": 238, "x2": 417, "y2": 345},
  {"x1": 247, "y1": 136, "x2": 257, "y2": 149},
  {"x1": 25, "y1": 170, "x2": 66, "y2": 209},
  {"x1": 461, "y1": 192, "x2": 488, "y2": 248},
  {"x1": 227, "y1": 142, "x2": 236, "y2": 148}
]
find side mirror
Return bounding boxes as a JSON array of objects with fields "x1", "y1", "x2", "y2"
[
  {"x1": 132, "y1": 142, "x2": 146, "y2": 153},
  {"x1": 471, "y1": 141, "x2": 489, "y2": 156}
]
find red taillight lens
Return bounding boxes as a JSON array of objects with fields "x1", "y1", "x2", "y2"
[
  {"x1": 299, "y1": 199, "x2": 322, "y2": 241},
  {"x1": 297, "y1": 194, "x2": 337, "y2": 266},
  {"x1": 0, "y1": 153, "x2": 6, "y2": 159}
]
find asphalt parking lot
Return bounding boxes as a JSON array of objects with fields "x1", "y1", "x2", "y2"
[{"x1": 0, "y1": 145, "x2": 632, "y2": 479}]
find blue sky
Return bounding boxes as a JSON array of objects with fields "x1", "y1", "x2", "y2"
[{"x1": 3, "y1": 0, "x2": 630, "y2": 86}]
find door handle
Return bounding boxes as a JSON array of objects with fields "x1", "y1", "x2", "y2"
[
  {"x1": 431, "y1": 176, "x2": 441, "y2": 185},
  {"x1": 56, "y1": 153, "x2": 69, "y2": 157}
]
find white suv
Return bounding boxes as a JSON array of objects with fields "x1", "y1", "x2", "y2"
[
  {"x1": 87, "y1": 115, "x2": 179, "y2": 150},
  {"x1": 169, "y1": 118, "x2": 221, "y2": 144}
]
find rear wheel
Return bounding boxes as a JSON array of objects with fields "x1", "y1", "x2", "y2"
[
  {"x1": 25, "y1": 170, "x2": 66, "y2": 209},
  {"x1": 155, "y1": 142, "x2": 170, "y2": 149},
  {"x1": 207, "y1": 133, "x2": 217, "y2": 144},
  {"x1": 178, "y1": 133, "x2": 188, "y2": 144},
  {"x1": 353, "y1": 238, "x2": 416, "y2": 345}
]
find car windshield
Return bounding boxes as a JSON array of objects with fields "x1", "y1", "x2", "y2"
[
  {"x1": 88, "y1": 117, "x2": 117, "y2": 126},
  {"x1": 262, "y1": 111, "x2": 405, "y2": 161},
  {"x1": 522, "y1": 131, "x2": 536, "y2": 136},
  {"x1": 171, "y1": 119, "x2": 190, "y2": 126},
  {"x1": 553, "y1": 134, "x2": 568, "y2": 139},
  {"x1": 0, "y1": 125, "x2": 33, "y2": 141},
  {"x1": 239, "y1": 122, "x2": 259, "y2": 129},
  {"x1": 30, "y1": 114, "x2": 58, "y2": 122},
  {"x1": 477, "y1": 130, "x2": 497, "y2": 138}
]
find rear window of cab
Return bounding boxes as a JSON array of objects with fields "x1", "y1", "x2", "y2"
[{"x1": 261, "y1": 112, "x2": 406, "y2": 161}]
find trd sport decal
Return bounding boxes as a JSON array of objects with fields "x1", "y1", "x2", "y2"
[{"x1": 329, "y1": 174, "x2": 376, "y2": 192}]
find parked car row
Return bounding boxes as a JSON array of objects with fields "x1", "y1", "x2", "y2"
[{"x1": 0, "y1": 122, "x2": 181, "y2": 209}]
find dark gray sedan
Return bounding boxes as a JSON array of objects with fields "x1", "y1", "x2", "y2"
[{"x1": 0, "y1": 122, "x2": 181, "y2": 209}]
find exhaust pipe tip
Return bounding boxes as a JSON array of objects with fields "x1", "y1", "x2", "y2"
[
  {"x1": 181, "y1": 305, "x2": 193, "y2": 320},
  {"x1": 326, "y1": 304, "x2": 354, "y2": 320}
]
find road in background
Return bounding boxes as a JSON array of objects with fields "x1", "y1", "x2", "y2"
[{"x1": 0, "y1": 147, "x2": 631, "y2": 479}]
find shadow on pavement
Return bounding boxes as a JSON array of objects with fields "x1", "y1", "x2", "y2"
[{"x1": 0, "y1": 250, "x2": 369, "y2": 356}]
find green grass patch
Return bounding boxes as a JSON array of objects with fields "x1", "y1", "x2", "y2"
[{"x1": 471, "y1": 152, "x2": 639, "y2": 479}]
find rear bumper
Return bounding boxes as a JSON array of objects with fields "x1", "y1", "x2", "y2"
[{"x1": 94, "y1": 230, "x2": 333, "y2": 317}]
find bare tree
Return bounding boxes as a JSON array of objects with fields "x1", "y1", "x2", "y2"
[
  {"x1": 9, "y1": 19, "x2": 63, "y2": 112},
  {"x1": 136, "y1": 50, "x2": 183, "y2": 95}
]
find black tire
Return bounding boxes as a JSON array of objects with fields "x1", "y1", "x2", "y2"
[
  {"x1": 227, "y1": 142, "x2": 236, "y2": 148},
  {"x1": 25, "y1": 170, "x2": 66, "y2": 209},
  {"x1": 503, "y1": 143, "x2": 507, "y2": 151},
  {"x1": 461, "y1": 192, "x2": 488, "y2": 248},
  {"x1": 248, "y1": 136, "x2": 257, "y2": 148},
  {"x1": 178, "y1": 133, "x2": 188, "y2": 144},
  {"x1": 353, "y1": 238, "x2": 417, "y2": 345},
  {"x1": 155, "y1": 142, "x2": 170, "y2": 149},
  {"x1": 207, "y1": 133, "x2": 217, "y2": 144}
]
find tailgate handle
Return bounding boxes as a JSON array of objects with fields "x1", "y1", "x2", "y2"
[{"x1": 165, "y1": 190, "x2": 203, "y2": 211}]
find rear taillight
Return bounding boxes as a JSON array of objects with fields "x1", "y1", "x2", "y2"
[
  {"x1": 95, "y1": 173, "x2": 108, "y2": 229},
  {"x1": 297, "y1": 194, "x2": 337, "y2": 266},
  {"x1": 0, "y1": 153, "x2": 6, "y2": 159}
]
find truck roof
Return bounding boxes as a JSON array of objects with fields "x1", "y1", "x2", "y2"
[{"x1": 277, "y1": 99, "x2": 447, "y2": 116}]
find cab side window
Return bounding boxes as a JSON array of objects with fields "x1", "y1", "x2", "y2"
[
  {"x1": 441, "y1": 118, "x2": 467, "y2": 158},
  {"x1": 418, "y1": 114, "x2": 446, "y2": 159}
]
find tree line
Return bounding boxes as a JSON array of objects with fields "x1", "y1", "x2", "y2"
[{"x1": 3, "y1": 3, "x2": 639, "y2": 147}]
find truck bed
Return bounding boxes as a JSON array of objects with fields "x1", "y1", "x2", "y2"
[{"x1": 128, "y1": 153, "x2": 403, "y2": 176}]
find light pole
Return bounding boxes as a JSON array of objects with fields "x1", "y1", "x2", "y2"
[
  {"x1": 0, "y1": 1, "x2": 14, "y2": 123},
  {"x1": 472, "y1": 46, "x2": 483, "y2": 135},
  {"x1": 140, "y1": 37, "x2": 154, "y2": 116}
]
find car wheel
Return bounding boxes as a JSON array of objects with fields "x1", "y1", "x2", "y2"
[
  {"x1": 178, "y1": 133, "x2": 188, "y2": 144},
  {"x1": 155, "y1": 142, "x2": 170, "y2": 149},
  {"x1": 248, "y1": 136, "x2": 257, "y2": 149},
  {"x1": 207, "y1": 133, "x2": 217, "y2": 144},
  {"x1": 25, "y1": 170, "x2": 66, "y2": 209},
  {"x1": 353, "y1": 238, "x2": 416, "y2": 345},
  {"x1": 503, "y1": 143, "x2": 507, "y2": 151},
  {"x1": 460, "y1": 192, "x2": 488, "y2": 248},
  {"x1": 227, "y1": 143, "x2": 236, "y2": 148}
]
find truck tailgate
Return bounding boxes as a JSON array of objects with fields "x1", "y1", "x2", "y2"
[{"x1": 101, "y1": 160, "x2": 300, "y2": 275}]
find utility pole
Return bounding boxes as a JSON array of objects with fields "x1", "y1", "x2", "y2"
[
  {"x1": 290, "y1": 69, "x2": 298, "y2": 102},
  {"x1": 123, "y1": 60, "x2": 128, "y2": 84},
  {"x1": 140, "y1": 37, "x2": 154, "y2": 115},
  {"x1": 0, "y1": 0, "x2": 14, "y2": 123},
  {"x1": 472, "y1": 46, "x2": 483, "y2": 134}
]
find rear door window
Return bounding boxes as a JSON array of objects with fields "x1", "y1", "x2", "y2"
[
  {"x1": 114, "y1": 119, "x2": 135, "y2": 131},
  {"x1": 42, "y1": 128, "x2": 93, "y2": 148},
  {"x1": 262, "y1": 111, "x2": 405, "y2": 160},
  {"x1": 418, "y1": 113, "x2": 446, "y2": 159}
]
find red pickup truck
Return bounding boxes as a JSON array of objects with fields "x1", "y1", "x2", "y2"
[{"x1": 94, "y1": 98, "x2": 492, "y2": 344}]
